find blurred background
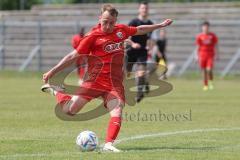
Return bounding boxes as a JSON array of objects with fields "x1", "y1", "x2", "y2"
[
  {"x1": 0, "y1": 2, "x2": 240, "y2": 158},
  {"x1": 0, "y1": 0, "x2": 239, "y2": 77}
]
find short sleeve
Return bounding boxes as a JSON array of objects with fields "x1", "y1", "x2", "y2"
[
  {"x1": 196, "y1": 35, "x2": 201, "y2": 46},
  {"x1": 76, "y1": 35, "x2": 95, "y2": 54},
  {"x1": 122, "y1": 25, "x2": 137, "y2": 37},
  {"x1": 213, "y1": 33, "x2": 218, "y2": 44},
  {"x1": 128, "y1": 19, "x2": 137, "y2": 26}
]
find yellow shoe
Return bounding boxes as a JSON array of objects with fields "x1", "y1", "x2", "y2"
[{"x1": 203, "y1": 85, "x2": 208, "y2": 91}]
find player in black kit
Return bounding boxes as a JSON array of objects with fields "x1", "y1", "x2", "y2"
[
  {"x1": 126, "y1": 1, "x2": 154, "y2": 103},
  {"x1": 156, "y1": 29, "x2": 168, "y2": 79}
]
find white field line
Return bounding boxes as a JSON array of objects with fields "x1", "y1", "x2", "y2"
[
  {"x1": 0, "y1": 152, "x2": 81, "y2": 158},
  {"x1": 115, "y1": 127, "x2": 240, "y2": 144},
  {"x1": 1, "y1": 128, "x2": 240, "y2": 158}
]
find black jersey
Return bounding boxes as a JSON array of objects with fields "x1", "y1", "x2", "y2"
[{"x1": 128, "y1": 18, "x2": 153, "y2": 51}]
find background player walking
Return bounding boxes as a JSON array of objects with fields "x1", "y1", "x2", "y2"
[
  {"x1": 196, "y1": 21, "x2": 218, "y2": 91},
  {"x1": 126, "y1": 1, "x2": 154, "y2": 103}
]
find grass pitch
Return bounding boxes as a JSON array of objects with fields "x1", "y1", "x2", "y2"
[{"x1": 0, "y1": 71, "x2": 240, "y2": 160}]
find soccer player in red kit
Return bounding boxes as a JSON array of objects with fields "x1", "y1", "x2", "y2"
[
  {"x1": 41, "y1": 4, "x2": 172, "y2": 152},
  {"x1": 196, "y1": 21, "x2": 218, "y2": 91}
]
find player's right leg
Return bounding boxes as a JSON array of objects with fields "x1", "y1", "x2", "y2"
[
  {"x1": 41, "y1": 84, "x2": 89, "y2": 115},
  {"x1": 126, "y1": 53, "x2": 136, "y2": 78},
  {"x1": 135, "y1": 63, "x2": 147, "y2": 102},
  {"x1": 61, "y1": 95, "x2": 89, "y2": 115},
  {"x1": 207, "y1": 69, "x2": 214, "y2": 90}
]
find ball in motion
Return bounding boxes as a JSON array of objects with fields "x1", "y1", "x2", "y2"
[{"x1": 76, "y1": 130, "x2": 98, "y2": 151}]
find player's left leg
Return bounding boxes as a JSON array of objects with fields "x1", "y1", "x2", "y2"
[
  {"x1": 103, "y1": 98, "x2": 123, "y2": 152},
  {"x1": 103, "y1": 90, "x2": 124, "y2": 152},
  {"x1": 202, "y1": 69, "x2": 208, "y2": 91},
  {"x1": 199, "y1": 56, "x2": 208, "y2": 91},
  {"x1": 206, "y1": 56, "x2": 214, "y2": 90}
]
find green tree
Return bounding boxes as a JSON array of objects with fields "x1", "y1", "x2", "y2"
[{"x1": 0, "y1": 0, "x2": 42, "y2": 10}]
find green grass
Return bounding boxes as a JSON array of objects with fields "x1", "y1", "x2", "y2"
[{"x1": 0, "y1": 71, "x2": 240, "y2": 160}]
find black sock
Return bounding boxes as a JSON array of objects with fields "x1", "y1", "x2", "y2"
[{"x1": 137, "y1": 76, "x2": 145, "y2": 92}]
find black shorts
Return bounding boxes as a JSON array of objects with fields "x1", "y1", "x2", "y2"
[{"x1": 126, "y1": 50, "x2": 148, "y2": 72}]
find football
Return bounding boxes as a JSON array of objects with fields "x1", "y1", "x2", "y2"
[{"x1": 76, "y1": 130, "x2": 98, "y2": 151}]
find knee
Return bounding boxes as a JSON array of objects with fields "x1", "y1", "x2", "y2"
[
  {"x1": 62, "y1": 106, "x2": 76, "y2": 116},
  {"x1": 110, "y1": 106, "x2": 123, "y2": 117},
  {"x1": 67, "y1": 111, "x2": 76, "y2": 116}
]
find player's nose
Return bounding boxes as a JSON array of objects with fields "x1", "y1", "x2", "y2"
[{"x1": 106, "y1": 24, "x2": 111, "y2": 30}]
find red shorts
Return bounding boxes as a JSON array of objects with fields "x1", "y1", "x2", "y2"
[
  {"x1": 76, "y1": 82, "x2": 125, "y2": 107},
  {"x1": 198, "y1": 54, "x2": 215, "y2": 69}
]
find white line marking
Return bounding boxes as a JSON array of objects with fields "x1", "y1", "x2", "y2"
[
  {"x1": 0, "y1": 152, "x2": 81, "y2": 158},
  {"x1": 1, "y1": 128, "x2": 240, "y2": 158},
  {"x1": 115, "y1": 127, "x2": 240, "y2": 144}
]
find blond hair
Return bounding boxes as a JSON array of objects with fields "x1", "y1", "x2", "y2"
[{"x1": 101, "y1": 4, "x2": 118, "y2": 17}]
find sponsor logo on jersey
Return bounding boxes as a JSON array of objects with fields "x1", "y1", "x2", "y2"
[
  {"x1": 104, "y1": 42, "x2": 124, "y2": 53},
  {"x1": 201, "y1": 35, "x2": 213, "y2": 45},
  {"x1": 116, "y1": 32, "x2": 123, "y2": 39}
]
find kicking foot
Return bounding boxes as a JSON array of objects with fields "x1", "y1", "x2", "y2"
[
  {"x1": 102, "y1": 142, "x2": 121, "y2": 152},
  {"x1": 41, "y1": 84, "x2": 65, "y2": 96}
]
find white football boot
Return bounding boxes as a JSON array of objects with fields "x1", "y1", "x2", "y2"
[
  {"x1": 41, "y1": 84, "x2": 65, "y2": 96},
  {"x1": 102, "y1": 142, "x2": 121, "y2": 153}
]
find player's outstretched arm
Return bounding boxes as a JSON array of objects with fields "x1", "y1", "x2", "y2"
[
  {"x1": 43, "y1": 50, "x2": 79, "y2": 83},
  {"x1": 135, "y1": 19, "x2": 173, "y2": 36},
  {"x1": 125, "y1": 39, "x2": 141, "y2": 49}
]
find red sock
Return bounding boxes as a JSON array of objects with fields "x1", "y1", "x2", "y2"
[
  {"x1": 105, "y1": 117, "x2": 122, "y2": 143},
  {"x1": 56, "y1": 92, "x2": 72, "y2": 105}
]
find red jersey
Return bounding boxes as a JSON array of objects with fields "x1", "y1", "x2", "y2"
[
  {"x1": 76, "y1": 24, "x2": 137, "y2": 89},
  {"x1": 71, "y1": 25, "x2": 98, "y2": 49},
  {"x1": 196, "y1": 32, "x2": 218, "y2": 55}
]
